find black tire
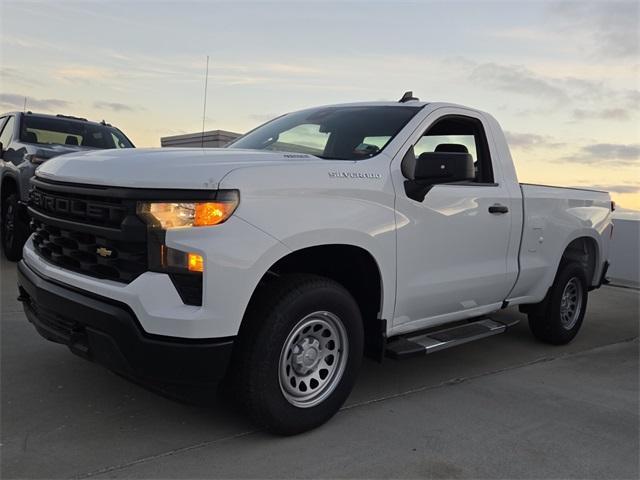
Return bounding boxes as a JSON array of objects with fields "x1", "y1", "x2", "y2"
[
  {"x1": 231, "y1": 274, "x2": 363, "y2": 435},
  {"x1": 1, "y1": 193, "x2": 29, "y2": 261},
  {"x1": 528, "y1": 261, "x2": 588, "y2": 345}
]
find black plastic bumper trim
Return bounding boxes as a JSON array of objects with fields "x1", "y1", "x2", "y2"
[{"x1": 17, "y1": 260, "x2": 234, "y2": 385}]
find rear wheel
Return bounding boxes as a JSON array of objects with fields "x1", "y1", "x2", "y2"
[
  {"x1": 528, "y1": 262, "x2": 588, "y2": 345},
  {"x1": 232, "y1": 274, "x2": 363, "y2": 435},
  {"x1": 1, "y1": 193, "x2": 29, "y2": 261}
]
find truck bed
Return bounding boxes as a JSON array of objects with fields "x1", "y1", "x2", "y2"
[{"x1": 507, "y1": 183, "x2": 612, "y2": 304}]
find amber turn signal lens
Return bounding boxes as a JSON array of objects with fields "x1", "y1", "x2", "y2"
[
  {"x1": 194, "y1": 202, "x2": 236, "y2": 227},
  {"x1": 188, "y1": 253, "x2": 204, "y2": 272}
]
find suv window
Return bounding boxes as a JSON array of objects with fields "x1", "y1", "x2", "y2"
[
  {"x1": 0, "y1": 116, "x2": 15, "y2": 147},
  {"x1": 416, "y1": 116, "x2": 494, "y2": 183},
  {"x1": 111, "y1": 132, "x2": 129, "y2": 148},
  {"x1": 20, "y1": 116, "x2": 134, "y2": 149}
]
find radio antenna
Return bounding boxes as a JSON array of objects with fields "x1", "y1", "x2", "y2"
[
  {"x1": 201, "y1": 55, "x2": 210, "y2": 148},
  {"x1": 23, "y1": 96, "x2": 27, "y2": 112}
]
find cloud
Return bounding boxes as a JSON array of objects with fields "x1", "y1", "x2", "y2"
[
  {"x1": 626, "y1": 90, "x2": 640, "y2": 106},
  {"x1": 93, "y1": 101, "x2": 135, "y2": 112},
  {"x1": 549, "y1": 1, "x2": 640, "y2": 59},
  {"x1": 0, "y1": 67, "x2": 44, "y2": 87},
  {"x1": 470, "y1": 61, "x2": 638, "y2": 122},
  {"x1": 263, "y1": 63, "x2": 323, "y2": 75},
  {"x1": 504, "y1": 131, "x2": 565, "y2": 150},
  {"x1": 563, "y1": 143, "x2": 640, "y2": 166},
  {"x1": 572, "y1": 108, "x2": 631, "y2": 121},
  {"x1": 1, "y1": 36, "x2": 36, "y2": 49},
  {"x1": 53, "y1": 66, "x2": 114, "y2": 83},
  {"x1": 0, "y1": 93, "x2": 71, "y2": 111},
  {"x1": 471, "y1": 63, "x2": 569, "y2": 104}
]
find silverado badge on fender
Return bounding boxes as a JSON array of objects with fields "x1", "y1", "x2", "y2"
[{"x1": 328, "y1": 171, "x2": 382, "y2": 179}]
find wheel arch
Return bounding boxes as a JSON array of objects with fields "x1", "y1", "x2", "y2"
[
  {"x1": 241, "y1": 243, "x2": 386, "y2": 360},
  {"x1": 559, "y1": 234, "x2": 600, "y2": 286}
]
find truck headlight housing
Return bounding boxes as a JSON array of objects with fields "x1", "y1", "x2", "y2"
[
  {"x1": 137, "y1": 190, "x2": 239, "y2": 229},
  {"x1": 135, "y1": 190, "x2": 239, "y2": 306}
]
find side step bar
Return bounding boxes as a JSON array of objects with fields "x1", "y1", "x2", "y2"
[{"x1": 386, "y1": 317, "x2": 519, "y2": 359}]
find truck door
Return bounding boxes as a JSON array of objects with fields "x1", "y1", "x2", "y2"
[{"x1": 391, "y1": 108, "x2": 516, "y2": 331}]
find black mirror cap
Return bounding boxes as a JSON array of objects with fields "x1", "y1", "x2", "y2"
[
  {"x1": 0, "y1": 141, "x2": 3, "y2": 159},
  {"x1": 414, "y1": 151, "x2": 475, "y2": 183}
]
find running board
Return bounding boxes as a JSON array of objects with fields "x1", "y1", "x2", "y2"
[{"x1": 386, "y1": 317, "x2": 519, "y2": 359}]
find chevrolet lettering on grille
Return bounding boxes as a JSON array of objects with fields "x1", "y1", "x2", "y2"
[{"x1": 30, "y1": 188, "x2": 123, "y2": 223}]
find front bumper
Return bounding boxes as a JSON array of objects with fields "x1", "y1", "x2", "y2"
[{"x1": 17, "y1": 260, "x2": 235, "y2": 385}]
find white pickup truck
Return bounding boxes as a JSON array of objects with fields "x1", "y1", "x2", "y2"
[{"x1": 17, "y1": 96, "x2": 612, "y2": 434}]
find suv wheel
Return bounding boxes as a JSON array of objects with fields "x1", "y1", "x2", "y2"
[
  {"x1": 528, "y1": 261, "x2": 588, "y2": 345},
  {"x1": 232, "y1": 274, "x2": 363, "y2": 435},
  {"x1": 1, "y1": 193, "x2": 29, "y2": 261}
]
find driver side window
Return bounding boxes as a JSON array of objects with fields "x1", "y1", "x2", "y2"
[
  {"x1": 414, "y1": 116, "x2": 494, "y2": 184},
  {"x1": 414, "y1": 135, "x2": 477, "y2": 161},
  {"x1": 401, "y1": 115, "x2": 496, "y2": 202}
]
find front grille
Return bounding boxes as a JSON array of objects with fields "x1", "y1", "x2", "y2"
[
  {"x1": 29, "y1": 180, "x2": 148, "y2": 283},
  {"x1": 31, "y1": 219, "x2": 147, "y2": 282}
]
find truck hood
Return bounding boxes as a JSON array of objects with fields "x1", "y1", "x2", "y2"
[{"x1": 35, "y1": 148, "x2": 324, "y2": 189}]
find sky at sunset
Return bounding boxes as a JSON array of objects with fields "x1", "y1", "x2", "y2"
[{"x1": 1, "y1": 0, "x2": 639, "y2": 209}]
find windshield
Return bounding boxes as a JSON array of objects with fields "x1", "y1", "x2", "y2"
[
  {"x1": 228, "y1": 105, "x2": 421, "y2": 160},
  {"x1": 20, "y1": 116, "x2": 134, "y2": 149}
]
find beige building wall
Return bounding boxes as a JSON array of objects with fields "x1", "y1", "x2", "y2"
[{"x1": 161, "y1": 130, "x2": 241, "y2": 148}]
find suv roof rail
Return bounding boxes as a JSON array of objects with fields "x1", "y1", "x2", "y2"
[
  {"x1": 56, "y1": 114, "x2": 88, "y2": 122},
  {"x1": 399, "y1": 91, "x2": 419, "y2": 103}
]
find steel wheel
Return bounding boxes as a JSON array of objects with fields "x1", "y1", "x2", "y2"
[
  {"x1": 278, "y1": 311, "x2": 348, "y2": 408},
  {"x1": 560, "y1": 277, "x2": 582, "y2": 330}
]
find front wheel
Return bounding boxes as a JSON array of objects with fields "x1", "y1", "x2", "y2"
[
  {"x1": 528, "y1": 262, "x2": 588, "y2": 345},
  {"x1": 232, "y1": 274, "x2": 363, "y2": 435},
  {"x1": 1, "y1": 193, "x2": 30, "y2": 261}
]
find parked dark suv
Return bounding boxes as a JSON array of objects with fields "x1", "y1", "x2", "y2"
[{"x1": 0, "y1": 112, "x2": 134, "y2": 260}]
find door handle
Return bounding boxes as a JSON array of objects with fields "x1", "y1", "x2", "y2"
[{"x1": 488, "y1": 204, "x2": 509, "y2": 214}]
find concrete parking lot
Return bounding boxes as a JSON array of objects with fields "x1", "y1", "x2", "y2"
[{"x1": 1, "y1": 254, "x2": 638, "y2": 479}]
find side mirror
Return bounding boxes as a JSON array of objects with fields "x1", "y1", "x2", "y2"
[
  {"x1": 0, "y1": 141, "x2": 3, "y2": 159},
  {"x1": 413, "y1": 152, "x2": 474, "y2": 184}
]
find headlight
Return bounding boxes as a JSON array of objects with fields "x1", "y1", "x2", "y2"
[
  {"x1": 135, "y1": 190, "x2": 240, "y2": 306},
  {"x1": 137, "y1": 190, "x2": 239, "y2": 229}
]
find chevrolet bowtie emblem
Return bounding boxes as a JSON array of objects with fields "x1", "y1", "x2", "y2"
[{"x1": 96, "y1": 247, "x2": 113, "y2": 258}]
